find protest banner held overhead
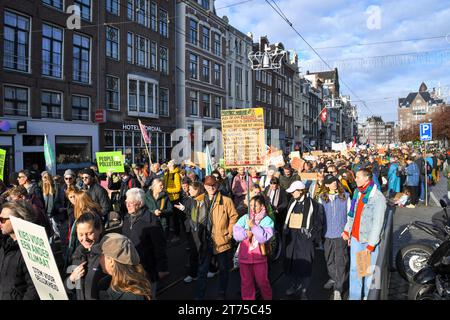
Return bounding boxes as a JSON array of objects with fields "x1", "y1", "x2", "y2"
[
  {"x1": 96, "y1": 151, "x2": 125, "y2": 173},
  {"x1": 10, "y1": 216, "x2": 68, "y2": 300},
  {"x1": 221, "y1": 108, "x2": 265, "y2": 168}
]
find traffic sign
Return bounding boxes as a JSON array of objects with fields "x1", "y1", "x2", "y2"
[{"x1": 419, "y1": 123, "x2": 432, "y2": 141}]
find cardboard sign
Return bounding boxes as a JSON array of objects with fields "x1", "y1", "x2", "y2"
[
  {"x1": 0, "y1": 148, "x2": 5, "y2": 181},
  {"x1": 303, "y1": 155, "x2": 317, "y2": 161},
  {"x1": 10, "y1": 216, "x2": 69, "y2": 300},
  {"x1": 356, "y1": 250, "x2": 372, "y2": 278},
  {"x1": 300, "y1": 172, "x2": 319, "y2": 181},
  {"x1": 289, "y1": 213, "x2": 303, "y2": 229},
  {"x1": 221, "y1": 108, "x2": 265, "y2": 168},
  {"x1": 289, "y1": 151, "x2": 301, "y2": 160},
  {"x1": 195, "y1": 152, "x2": 206, "y2": 169},
  {"x1": 291, "y1": 157, "x2": 305, "y2": 172},
  {"x1": 96, "y1": 151, "x2": 125, "y2": 173},
  {"x1": 267, "y1": 150, "x2": 285, "y2": 168},
  {"x1": 311, "y1": 151, "x2": 323, "y2": 156}
]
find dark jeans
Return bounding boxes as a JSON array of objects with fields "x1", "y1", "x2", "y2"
[
  {"x1": 187, "y1": 233, "x2": 199, "y2": 277},
  {"x1": 324, "y1": 238, "x2": 349, "y2": 293},
  {"x1": 170, "y1": 200, "x2": 184, "y2": 237},
  {"x1": 409, "y1": 185, "x2": 419, "y2": 205},
  {"x1": 196, "y1": 246, "x2": 231, "y2": 300}
]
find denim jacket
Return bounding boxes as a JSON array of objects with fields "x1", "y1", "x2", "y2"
[{"x1": 344, "y1": 184, "x2": 387, "y2": 248}]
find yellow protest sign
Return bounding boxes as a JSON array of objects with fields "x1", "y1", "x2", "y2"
[
  {"x1": 96, "y1": 151, "x2": 125, "y2": 173},
  {"x1": 0, "y1": 149, "x2": 5, "y2": 181},
  {"x1": 221, "y1": 108, "x2": 265, "y2": 168}
]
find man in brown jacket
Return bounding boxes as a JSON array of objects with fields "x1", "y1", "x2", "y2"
[{"x1": 195, "y1": 175, "x2": 238, "y2": 300}]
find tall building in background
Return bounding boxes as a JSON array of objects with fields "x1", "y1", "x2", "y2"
[{"x1": 358, "y1": 116, "x2": 395, "y2": 145}]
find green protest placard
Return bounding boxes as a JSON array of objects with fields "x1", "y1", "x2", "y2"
[
  {"x1": 10, "y1": 216, "x2": 68, "y2": 300},
  {"x1": 0, "y1": 149, "x2": 5, "y2": 181},
  {"x1": 96, "y1": 151, "x2": 125, "y2": 173}
]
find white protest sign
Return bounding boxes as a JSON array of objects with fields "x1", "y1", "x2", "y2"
[{"x1": 10, "y1": 216, "x2": 68, "y2": 300}]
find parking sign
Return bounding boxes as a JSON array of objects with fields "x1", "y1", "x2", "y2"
[{"x1": 420, "y1": 123, "x2": 432, "y2": 141}]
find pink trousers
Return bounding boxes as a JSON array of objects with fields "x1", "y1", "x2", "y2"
[{"x1": 239, "y1": 262, "x2": 272, "y2": 300}]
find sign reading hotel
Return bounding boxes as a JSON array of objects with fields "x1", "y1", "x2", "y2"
[
  {"x1": 221, "y1": 108, "x2": 265, "y2": 168},
  {"x1": 96, "y1": 151, "x2": 125, "y2": 173},
  {"x1": 10, "y1": 216, "x2": 68, "y2": 300}
]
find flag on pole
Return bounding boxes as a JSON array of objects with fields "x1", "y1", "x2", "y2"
[
  {"x1": 44, "y1": 134, "x2": 55, "y2": 172},
  {"x1": 138, "y1": 119, "x2": 151, "y2": 144},
  {"x1": 205, "y1": 145, "x2": 213, "y2": 176},
  {"x1": 351, "y1": 136, "x2": 356, "y2": 148},
  {"x1": 319, "y1": 107, "x2": 328, "y2": 123}
]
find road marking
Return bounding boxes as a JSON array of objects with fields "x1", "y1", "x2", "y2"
[{"x1": 430, "y1": 191, "x2": 440, "y2": 206}]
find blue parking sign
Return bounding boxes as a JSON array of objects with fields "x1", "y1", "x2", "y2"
[{"x1": 420, "y1": 123, "x2": 432, "y2": 141}]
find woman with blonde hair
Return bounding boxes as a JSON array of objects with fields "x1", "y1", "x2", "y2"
[{"x1": 99, "y1": 233, "x2": 152, "y2": 300}]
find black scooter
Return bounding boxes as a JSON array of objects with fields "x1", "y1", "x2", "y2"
[{"x1": 408, "y1": 199, "x2": 450, "y2": 300}]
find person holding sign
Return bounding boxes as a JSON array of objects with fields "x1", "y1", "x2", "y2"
[
  {"x1": 282, "y1": 181, "x2": 324, "y2": 299},
  {"x1": 342, "y1": 168, "x2": 386, "y2": 300},
  {"x1": 66, "y1": 212, "x2": 108, "y2": 300},
  {"x1": 0, "y1": 201, "x2": 39, "y2": 300}
]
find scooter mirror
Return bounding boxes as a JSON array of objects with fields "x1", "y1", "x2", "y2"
[{"x1": 440, "y1": 199, "x2": 448, "y2": 208}]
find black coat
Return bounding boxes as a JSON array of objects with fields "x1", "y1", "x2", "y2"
[
  {"x1": 86, "y1": 182, "x2": 111, "y2": 219},
  {"x1": 66, "y1": 243, "x2": 109, "y2": 300},
  {"x1": 0, "y1": 236, "x2": 38, "y2": 300},
  {"x1": 121, "y1": 207, "x2": 168, "y2": 282}
]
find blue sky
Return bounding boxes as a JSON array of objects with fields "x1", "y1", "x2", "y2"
[{"x1": 216, "y1": 0, "x2": 450, "y2": 122}]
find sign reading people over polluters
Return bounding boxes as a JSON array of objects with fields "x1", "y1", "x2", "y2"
[
  {"x1": 10, "y1": 216, "x2": 68, "y2": 300},
  {"x1": 96, "y1": 151, "x2": 125, "y2": 173},
  {"x1": 221, "y1": 108, "x2": 265, "y2": 168},
  {"x1": 0, "y1": 148, "x2": 5, "y2": 181}
]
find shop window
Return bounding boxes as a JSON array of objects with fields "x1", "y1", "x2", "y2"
[{"x1": 55, "y1": 136, "x2": 92, "y2": 172}]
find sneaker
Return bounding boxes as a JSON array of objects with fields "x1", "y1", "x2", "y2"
[
  {"x1": 323, "y1": 279, "x2": 335, "y2": 290},
  {"x1": 183, "y1": 275, "x2": 198, "y2": 283},
  {"x1": 300, "y1": 289, "x2": 308, "y2": 300},
  {"x1": 207, "y1": 271, "x2": 218, "y2": 278},
  {"x1": 285, "y1": 283, "x2": 302, "y2": 296},
  {"x1": 406, "y1": 204, "x2": 416, "y2": 208},
  {"x1": 170, "y1": 236, "x2": 181, "y2": 243},
  {"x1": 333, "y1": 290, "x2": 342, "y2": 300}
]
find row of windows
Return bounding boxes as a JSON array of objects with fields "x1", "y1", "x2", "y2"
[
  {"x1": 256, "y1": 86, "x2": 272, "y2": 104},
  {"x1": 189, "y1": 91, "x2": 222, "y2": 119},
  {"x1": 127, "y1": 32, "x2": 168, "y2": 74},
  {"x1": 255, "y1": 70, "x2": 273, "y2": 86},
  {"x1": 188, "y1": 19, "x2": 222, "y2": 56},
  {"x1": 189, "y1": 53, "x2": 221, "y2": 86},
  {"x1": 227, "y1": 64, "x2": 250, "y2": 101},
  {"x1": 3, "y1": 85, "x2": 90, "y2": 121}
]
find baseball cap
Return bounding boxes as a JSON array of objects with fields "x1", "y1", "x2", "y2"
[
  {"x1": 286, "y1": 181, "x2": 306, "y2": 193},
  {"x1": 323, "y1": 174, "x2": 339, "y2": 185},
  {"x1": 99, "y1": 233, "x2": 140, "y2": 266}
]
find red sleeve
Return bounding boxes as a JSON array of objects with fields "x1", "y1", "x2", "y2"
[{"x1": 366, "y1": 245, "x2": 375, "y2": 252}]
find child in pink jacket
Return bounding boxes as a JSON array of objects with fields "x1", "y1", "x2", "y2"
[{"x1": 233, "y1": 195, "x2": 274, "y2": 300}]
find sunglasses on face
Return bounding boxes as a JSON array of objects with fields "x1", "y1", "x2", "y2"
[
  {"x1": 82, "y1": 176, "x2": 90, "y2": 180},
  {"x1": 64, "y1": 177, "x2": 73, "y2": 181},
  {"x1": 0, "y1": 217, "x2": 10, "y2": 223}
]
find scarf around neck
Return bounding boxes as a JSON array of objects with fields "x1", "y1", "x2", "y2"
[
  {"x1": 248, "y1": 206, "x2": 267, "y2": 251},
  {"x1": 348, "y1": 180, "x2": 374, "y2": 218}
]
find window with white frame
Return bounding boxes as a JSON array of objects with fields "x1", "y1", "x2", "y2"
[
  {"x1": 127, "y1": 32, "x2": 134, "y2": 63},
  {"x1": 202, "y1": 59, "x2": 210, "y2": 83},
  {"x1": 202, "y1": 93, "x2": 211, "y2": 118},
  {"x1": 150, "y1": 2, "x2": 157, "y2": 31},
  {"x1": 235, "y1": 67, "x2": 242, "y2": 100},
  {"x1": 3, "y1": 10, "x2": 30, "y2": 72},
  {"x1": 106, "y1": 26, "x2": 119, "y2": 60},
  {"x1": 73, "y1": 33, "x2": 91, "y2": 83},
  {"x1": 136, "y1": 35, "x2": 149, "y2": 68},
  {"x1": 228, "y1": 63, "x2": 232, "y2": 96},
  {"x1": 255, "y1": 70, "x2": 261, "y2": 82},
  {"x1": 151, "y1": 42, "x2": 157, "y2": 70},
  {"x1": 127, "y1": 0, "x2": 134, "y2": 20},
  {"x1": 190, "y1": 91, "x2": 198, "y2": 116},
  {"x1": 214, "y1": 63, "x2": 221, "y2": 86},
  {"x1": 213, "y1": 33, "x2": 221, "y2": 56},
  {"x1": 43, "y1": 0, "x2": 64, "y2": 10},
  {"x1": 42, "y1": 23, "x2": 63, "y2": 78},
  {"x1": 74, "y1": 0, "x2": 91, "y2": 21},
  {"x1": 128, "y1": 76, "x2": 158, "y2": 116},
  {"x1": 159, "y1": 88, "x2": 169, "y2": 116},
  {"x1": 202, "y1": 26, "x2": 210, "y2": 51},
  {"x1": 106, "y1": 75, "x2": 120, "y2": 111},
  {"x1": 159, "y1": 46, "x2": 168, "y2": 75},
  {"x1": 189, "y1": 54, "x2": 198, "y2": 79},
  {"x1": 136, "y1": 0, "x2": 149, "y2": 27},
  {"x1": 256, "y1": 87, "x2": 260, "y2": 101},
  {"x1": 159, "y1": 9, "x2": 168, "y2": 38},
  {"x1": 245, "y1": 71, "x2": 249, "y2": 101},
  {"x1": 201, "y1": 0, "x2": 210, "y2": 10},
  {"x1": 72, "y1": 95, "x2": 90, "y2": 121},
  {"x1": 41, "y1": 91, "x2": 62, "y2": 119},
  {"x1": 267, "y1": 91, "x2": 272, "y2": 104},
  {"x1": 3, "y1": 85, "x2": 28, "y2": 116},
  {"x1": 261, "y1": 89, "x2": 266, "y2": 103},
  {"x1": 106, "y1": 0, "x2": 119, "y2": 15},
  {"x1": 214, "y1": 96, "x2": 221, "y2": 119},
  {"x1": 189, "y1": 19, "x2": 198, "y2": 45}
]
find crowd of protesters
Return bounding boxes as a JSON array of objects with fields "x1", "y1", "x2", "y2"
[{"x1": 0, "y1": 144, "x2": 448, "y2": 300}]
